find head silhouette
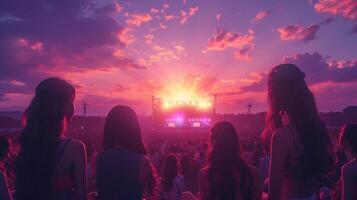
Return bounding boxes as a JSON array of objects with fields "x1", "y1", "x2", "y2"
[
  {"x1": 15, "y1": 77, "x2": 75, "y2": 200},
  {"x1": 103, "y1": 105, "x2": 147, "y2": 155},
  {"x1": 210, "y1": 121, "x2": 240, "y2": 167},
  {"x1": 208, "y1": 121, "x2": 253, "y2": 200},
  {"x1": 265, "y1": 63, "x2": 331, "y2": 181}
]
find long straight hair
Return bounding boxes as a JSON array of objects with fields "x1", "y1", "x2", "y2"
[
  {"x1": 207, "y1": 121, "x2": 253, "y2": 200},
  {"x1": 162, "y1": 154, "x2": 178, "y2": 192},
  {"x1": 15, "y1": 77, "x2": 75, "y2": 200},
  {"x1": 264, "y1": 63, "x2": 332, "y2": 182},
  {"x1": 102, "y1": 105, "x2": 158, "y2": 198}
]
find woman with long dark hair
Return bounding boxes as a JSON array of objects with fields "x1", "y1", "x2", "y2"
[
  {"x1": 95, "y1": 105, "x2": 157, "y2": 200},
  {"x1": 161, "y1": 154, "x2": 184, "y2": 200},
  {"x1": 15, "y1": 77, "x2": 87, "y2": 200},
  {"x1": 199, "y1": 121, "x2": 261, "y2": 200},
  {"x1": 265, "y1": 64, "x2": 332, "y2": 199},
  {"x1": 181, "y1": 154, "x2": 199, "y2": 194}
]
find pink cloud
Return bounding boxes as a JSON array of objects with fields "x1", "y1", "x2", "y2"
[
  {"x1": 328, "y1": 58, "x2": 357, "y2": 68},
  {"x1": 159, "y1": 23, "x2": 167, "y2": 29},
  {"x1": 216, "y1": 14, "x2": 222, "y2": 21},
  {"x1": 180, "y1": 6, "x2": 199, "y2": 24},
  {"x1": 144, "y1": 34, "x2": 154, "y2": 45},
  {"x1": 189, "y1": 6, "x2": 199, "y2": 15},
  {"x1": 10, "y1": 80, "x2": 26, "y2": 87},
  {"x1": 206, "y1": 29, "x2": 255, "y2": 51},
  {"x1": 239, "y1": 73, "x2": 267, "y2": 93},
  {"x1": 147, "y1": 45, "x2": 185, "y2": 63},
  {"x1": 16, "y1": 38, "x2": 43, "y2": 51},
  {"x1": 314, "y1": 0, "x2": 357, "y2": 20},
  {"x1": 150, "y1": 8, "x2": 159, "y2": 14},
  {"x1": 277, "y1": 24, "x2": 320, "y2": 42},
  {"x1": 252, "y1": 11, "x2": 270, "y2": 22},
  {"x1": 126, "y1": 13, "x2": 152, "y2": 26},
  {"x1": 117, "y1": 28, "x2": 136, "y2": 45},
  {"x1": 164, "y1": 14, "x2": 176, "y2": 21},
  {"x1": 162, "y1": 3, "x2": 170, "y2": 10},
  {"x1": 159, "y1": 3, "x2": 170, "y2": 14},
  {"x1": 174, "y1": 45, "x2": 185, "y2": 53},
  {"x1": 187, "y1": 74, "x2": 218, "y2": 93},
  {"x1": 136, "y1": 79, "x2": 163, "y2": 94},
  {"x1": 233, "y1": 45, "x2": 255, "y2": 62},
  {"x1": 180, "y1": 11, "x2": 188, "y2": 24},
  {"x1": 206, "y1": 28, "x2": 255, "y2": 61}
]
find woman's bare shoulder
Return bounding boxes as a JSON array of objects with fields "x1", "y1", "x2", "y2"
[
  {"x1": 61, "y1": 137, "x2": 86, "y2": 155},
  {"x1": 272, "y1": 126, "x2": 295, "y2": 144},
  {"x1": 200, "y1": 166, "x2": 209, "y2": 174},
  {"x1": 199, "y1": 166, "x2": 209, "y2": 180},
  {"x1": 141, "y1": 155, "x2": 151, "y2": 166},
  {"x1": 342, "y1": 159, "x2": 357, "y2": 176}
]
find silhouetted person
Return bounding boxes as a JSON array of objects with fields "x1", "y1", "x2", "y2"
[
  {"x1": 15, "y1": 77, "x2": 87, "y2": 200},
  {"x1": 95, "y1": 105, "x2": 156, "y2": 200},
  {"x1": 161, "y1": 154, "x2": 184, "y2": 200},
  {"x1": 0, "y1": 136, "x2": 12, "y2": 200},
  {"x1": 265, "y1": 64, "x2": 332, "y2": 199},
  {"x1": 199, "y1": 121, "x2": 261, "y2": 200},
  {"x1": 181, "y1": 154, "x2": 199, "y2": 194},
  {"x1": 336, "y1": 123, "x2": 357, "y2": 200}
]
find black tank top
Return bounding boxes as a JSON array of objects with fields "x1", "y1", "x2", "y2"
[{"x1": 96, "y1": 148, "x2": 145, "y2": 200}]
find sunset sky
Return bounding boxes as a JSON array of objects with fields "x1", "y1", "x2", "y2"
[{"x1": 0, "y1": 0, "x2": 357, "y2": 115}]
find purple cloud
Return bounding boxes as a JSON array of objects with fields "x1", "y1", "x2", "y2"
[
  {"x1": 240, "y1": 52, "x2": 357, "y2": 93},
  {"x1": 0, "y1": 0, "x2": 145, "y2": 98},
  {"x1": 283, "y1": 52, "x2": 357, "y2": 84}
]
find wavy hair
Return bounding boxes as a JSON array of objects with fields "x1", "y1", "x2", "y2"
[
  {"x1": 208, "y1": 121, "x2": 253, "y2": 200},
  {"x1": 162, "y1": 154, "x2": 179, "y2": 192},
  {"x1": 264, "y1": 63, "x2": 332, "y2": 182}
]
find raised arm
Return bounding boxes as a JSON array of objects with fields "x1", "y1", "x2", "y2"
[{"x1": 268, "y1": 128, "x2": 290, "y2": 200}]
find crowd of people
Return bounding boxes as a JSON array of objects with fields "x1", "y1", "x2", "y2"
[{"x1": 0, "y1": 64, "x2": 356, "y2": 200}]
